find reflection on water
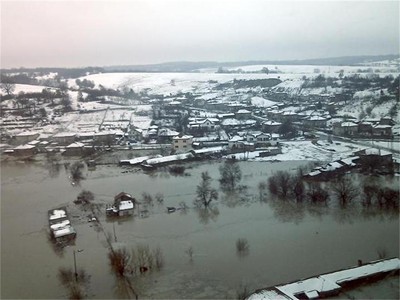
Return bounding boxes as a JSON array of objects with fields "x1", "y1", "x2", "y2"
[
  {"x1": 196, "y1": 206, "x2": 220, "y2": 224},
  {"x1": 1, "y1": 159, "x2": 399, "y2": 299}
]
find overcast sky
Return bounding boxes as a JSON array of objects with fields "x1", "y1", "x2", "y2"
[{"x1": 1, "y1": 0, "x2": 399, "y2": 68}]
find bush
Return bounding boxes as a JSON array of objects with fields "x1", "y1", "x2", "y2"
[
  {"x1": 70, "y1": 161, "x2": 85, "y2": 182},
  {"x1": 108, "y1": 248, "x2": 131, "y2": 277},
  {"x1": 169, "y1": 165, "x2": 185, "y2": 175},
  {"x1": 76, "y1": 190, "x2": 94, "y2": 205},
  {"x1": 236, "y1": 238, "x2": 249, "y2": 254}
]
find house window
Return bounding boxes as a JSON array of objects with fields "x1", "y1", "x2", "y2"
[
  {"x1": 183, "y1": 145, "x2": 187, "y2": 148},
  {"x1": 175, "y1": 146, "x2": 179, "y2": 149},
  {"x1": 174, "y1": 140, "x2": 178, "y2": 143},
  {"x1": 183, "y1": 140, "x2": 187, "y2": 143}
]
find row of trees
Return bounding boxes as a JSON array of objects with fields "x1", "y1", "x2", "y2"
[
  {"x1": 266, "y1": 170, "x2": 399, "y2": 210},
  {"x1": 194, "y1": 158, "x2": 398, "y2": 212}
]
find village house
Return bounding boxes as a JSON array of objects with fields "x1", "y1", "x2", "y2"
[
  {"x1": 354, "y1": 148, "x2": 393, "y2": 169},
  {"x1": 13, "y1": 144, "x2": 38, "y2": 156},
  {"x1": 228, "y1": 135, "x2": 254, "y2": 152},
  {"x1": 172, "y1": 135, "x2": 193, "y2": 151},
  {"x1": 304, "y1": 157, "x2": 358, "y2": 181},
  {"x1": 157, "y1": 128, "x2": 179, "y2": 143},
  {"x1": 188, "y1": 118, "x2": 219, "y2": 133},
  {"x1": 76, "y1": 132, "x2": 95, "y2": 142},
  {"x1": 64, "y1": 142, "x2": 85, "y2": 156},
  {"x1": 262, "y1": 120, "x2": 282, "y2": 133},
  {"x1": 52, "y1": 132, "x2": 77, "y2": 145},
  {"x1": 379, "y1": 117, "x2": 396, "y2": 126},
  {"x1": 280, "y1": 111, "x2": 300, "y2": 123},
  {"x1": 235, "y1": 109, "x2": 252, "y2": 120},
  {"x1": 333, "y1": 122, "x2": 358, "y2": 136},
  {"x1": 128, "y1": 126, "x2": 144, "y2": 142},
  {"x1": 358, "y1": 121, "x2": 373, "y2": 136},
  {"x1": 303, "y1": 116, "x2": 328, "y2": 128},
  {"x1": 146, "y1": 125, "x2": 159, "y2": 140},
  {"x1": 220, "y1": 118, "x2": 257, "y2": 132},
  {"x1": 372, "y1": 125, "x2": 393, "y2": 138},
  {"x1": 265, "y1": 109, "x2": 283, "y2": 121},
  {"x1": 246, "y1": 132, "x2": 273, "y2": 148},
  {"x1": 14, "y1": 131, "x2": 40, "y2": 144},
  {"x1": 106, "y1": 192, "x2": 136, "y2": 217},
  {"x1": 93, "y1": 131, "x2": 116, "y2": 145}
]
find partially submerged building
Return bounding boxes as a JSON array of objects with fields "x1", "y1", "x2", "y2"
[
  {"x1": 106, "y1": 192, "x2": 136, "y2": 217},
  {"x1": 48, "y1": 207, "x2": 76, "y2": 242}
]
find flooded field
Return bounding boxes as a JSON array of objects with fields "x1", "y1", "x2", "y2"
[{"x1": 1, "y1": 157, "x2": 399, "y2": 299}]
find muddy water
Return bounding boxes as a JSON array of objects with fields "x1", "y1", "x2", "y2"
[{"x1": 1, "y1": 159, "x2": 399, "y2": 299}]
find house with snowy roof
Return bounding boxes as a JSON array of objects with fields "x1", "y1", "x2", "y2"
[
  {"x1": 228, "y1": 135, "x2": 254, "y2": 152},
  {"x1": 303, "y1": 116, "x2": 328, "y2": 128},
  {"x1": 13, "y1": 144, "x2": 38, "y2": 156},
  {"x1": 333, "y1": 122, "x2": 358, "y2": 136},
  {"x1": 64, "y1": 142, "x2": 85, "y2": 156},
  {"x1": 14, "y1": 131, "x2": 40, "y2": 144},
  {"x1": 262, "y1": 120, "x2": 282, "y2": 133},
  {"x1": 106, "y1": 192, "x2": 136, "y2": 217},
  {"x1": 157, "y1": 128, "x2": 179, "y2": 143},
  {"x1": 354, "y1": 148, "x2": 393, "y2": 167},
  {"x1": 246, "y1": 132, "x2": 276, "y2": 147},
  {"x1": 172, "y1": 135, "x2": 193, "y2": 151},
  {"x1": 235, "y1": 109, "x2": 252, "y2": 120},
  {"x1": 188, "y1": 118, "x2": 219, "y2": 132},
  {"x1": 372, "y1": 124, "x2": 393, "y2": 138},
  {"x1": 48, "y1": 207, "x2": 76, "y2": 242}
]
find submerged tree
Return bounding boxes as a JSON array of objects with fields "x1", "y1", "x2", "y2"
[
  {"x1": 219, "y1": 158, "x2": 242, "y2": 192},
  {"x1": 293, "y1": 179, "x2": 305, "y2": 202},
  {"x1": 332, "y1": 176, "x2": 359, "y2": 207},
  {"x1": 257, "y1": 181, "x2": 267, "y2": 202},
  {"x1": 108, "y1": 248, "x2": 131, "y2": 277},
  {"x1": 194, "y1": 171, "x2": 218, "y2": 208},
  {"x1": 70, "y1": 161, "x2": 85, "y2": 183},
  {"x1": 76, "y1": 190, "x2": 94, "y2": 205},
  {"x1": 58, "y1": 267, "x2": 89, "y2": 300},
  {"x1": 307, "y1": 182, "x2": 329, "y2": 203},
  {"x1": 268, "y1": 171, "x2": 293, "y2": 198}
]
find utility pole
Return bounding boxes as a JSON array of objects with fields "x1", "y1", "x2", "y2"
[{"x1": 73, "y1": 249, "x2": 78, "y2": 282}]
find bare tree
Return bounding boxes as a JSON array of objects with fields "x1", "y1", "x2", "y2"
[
  {"x1": 293, "y1": 179, "x2": 305, "y2": 202},
  {"x1": 58, "y1": 267, "x2": 89, "y2": 300},
  {"x1": 108, "y1": 248, "x2": 131, "y2": 277},
  {"x1": 0, "y1": 81, "x2": 16, "y2": 96},
  {"x1": 268, "y1": 171, "x2": 293, "y2": 198},
  {"x1": 195, "y1": 171, "x2": 218, "y2": 208},
  {"x1": 236, "y1": 238, "x2": 249, "y2": 255},
  {"x1": 219, "y1": 158, "x2": 242, "y2": 191},
  {"x1": 307, "y1": 182, "x2": 329, "y2": 203},
  {"x1": 257, "y1": 181, "x2": 267, "y2": 202},
  {"x1": 61, "y1": 93, "x2": 73, "y2": 112},
  {"x1": 332, "y1": 176, "x2": 359, "y2": 207},
  {"x1": 70, "y1": 162, "x2": 85, "y2": 183}
]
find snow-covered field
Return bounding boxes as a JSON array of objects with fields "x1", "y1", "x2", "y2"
[
  {"x1": 13, "y1": 84, "x2": 52, "y2": 94},
  {"x1": 74, "y1": 72, "x2": 274, "y2": 95},
  {"x1": 229, "y1": 139, "x2": 368, "y2": 162}
]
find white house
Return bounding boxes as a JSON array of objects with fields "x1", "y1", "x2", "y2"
[
  {"x1": 188, "y1": 118, "x2": 218, "y2": 132},
  {"x1": 172, "y1": 135, "x2": 193, "y2": 151},
  {"x1": 246, "y1": 132, "x2": 273, "y2": 147}
]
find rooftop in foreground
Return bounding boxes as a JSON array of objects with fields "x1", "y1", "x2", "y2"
[{"x1": 247, "y1": 258, "x2": 400, "y2": 300}]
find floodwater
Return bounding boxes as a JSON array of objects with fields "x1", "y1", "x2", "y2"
[{"x1": 1, "y1": 157, "x2": 399, "y2": 299}]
